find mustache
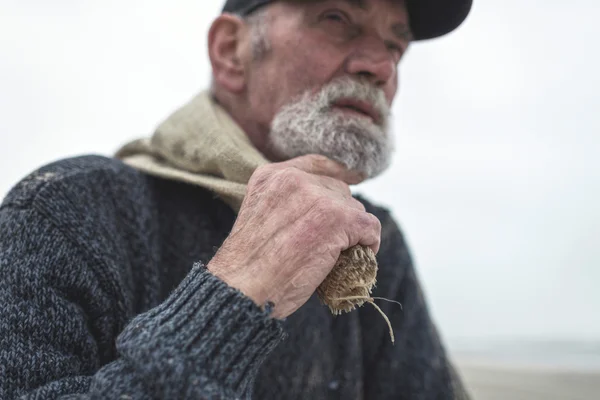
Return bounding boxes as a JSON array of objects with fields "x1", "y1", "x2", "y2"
[{"x1": 312, "y1": 77, "x2": 390, "y2": 126}]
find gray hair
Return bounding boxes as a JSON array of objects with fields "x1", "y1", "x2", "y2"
[{"x1": 244, "y1": 8, "x2": 271, "y2": 60}]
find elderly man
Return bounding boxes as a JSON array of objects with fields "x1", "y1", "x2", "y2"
[{"x1": 0, "y1": 0, "x2": 472, "y2": 399}]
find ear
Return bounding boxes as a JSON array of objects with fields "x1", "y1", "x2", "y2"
[{"x1": 208, "y1": 14, "x2": 249, "y2": 94}]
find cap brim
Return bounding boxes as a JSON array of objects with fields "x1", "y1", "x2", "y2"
[{"x1": 407, "y1": 0, "x2": 473, "y2": 40}]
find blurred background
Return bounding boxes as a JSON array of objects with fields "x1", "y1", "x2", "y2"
[{"x1": 1, "y1": 1, "x2": 599, "y2": 398}]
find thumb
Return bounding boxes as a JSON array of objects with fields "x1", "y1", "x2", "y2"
[{"x1": 279, "y1": 154, "x2": 365, "y2": 185}]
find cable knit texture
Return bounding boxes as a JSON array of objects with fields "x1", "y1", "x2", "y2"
[{"x1": 0, "y1": 155, "x2": 469, "y2": 399}]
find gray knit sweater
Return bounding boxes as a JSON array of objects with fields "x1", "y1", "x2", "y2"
[{"x1": 0, "y1": 155, "x2": 468, "y2": 399}]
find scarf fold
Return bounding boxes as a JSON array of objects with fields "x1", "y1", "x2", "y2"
[{"x1": 115, "y1": 90, "x2": 268, "y2": 211}]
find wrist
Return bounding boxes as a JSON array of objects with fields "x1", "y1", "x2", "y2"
[{"x1": 207, "y1": 260, "x2": 277, "y2": 314}]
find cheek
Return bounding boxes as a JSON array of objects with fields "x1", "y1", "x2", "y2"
[{"x1": 275, "y1": 36, "x2": 345, "y2": 98}]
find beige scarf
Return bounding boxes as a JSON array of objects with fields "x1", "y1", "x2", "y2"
[
  {"x1": 115, "y1": 91, "x2": 395, "y2": 341},
  {"x1": 115, "y1": 91, "x2": 267, "y2": 212}
]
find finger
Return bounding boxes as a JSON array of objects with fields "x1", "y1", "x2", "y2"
[
  {"x1": 322, "y1": 195, "x2": 367, "y2": 214},
  {"x1": 277, "y1": 154, "x2": 365, "y2": 185},
  {"x1": 344, "y1": 209, "x2": 382, "y2": 254},
  {"x1": 317, "y1": 175, "x2": 353, "y2": 198},
  {"x1": 346, "y1": 197, "x2": 367, "y2": 212}
]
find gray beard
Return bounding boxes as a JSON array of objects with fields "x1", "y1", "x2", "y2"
[{"x1": 268, "y1": 78, "x2": 394, "y2": 179}]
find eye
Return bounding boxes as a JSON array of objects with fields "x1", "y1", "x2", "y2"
[
  {"x1": 322, "y1": 10, "x2": 351, "y2": 24},
  {"x1": 386, "y1": 42, "x2": 405, "y2": 62}
]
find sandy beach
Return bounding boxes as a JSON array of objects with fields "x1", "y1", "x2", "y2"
[{"x1": 456, "y1": 361, "x2": 600, "y2": 400}]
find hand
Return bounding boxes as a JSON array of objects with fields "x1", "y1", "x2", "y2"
[{"x1": 207, "y1": 155, "x2": 382, "y2": 319}]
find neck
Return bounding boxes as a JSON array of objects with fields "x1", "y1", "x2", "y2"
[{"x1": 212, "y1": 89, "x2": 278, "y2": 162}]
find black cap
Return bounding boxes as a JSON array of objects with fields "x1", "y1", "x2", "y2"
[{"x1": 221, "y1": 0, "x2": 472, "y2": 41}]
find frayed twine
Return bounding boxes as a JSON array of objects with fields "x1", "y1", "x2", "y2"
[{"x1": 329, "y1": 296, "x2": 402, "y2": 344}]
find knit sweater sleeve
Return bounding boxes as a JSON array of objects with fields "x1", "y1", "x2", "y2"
[
  {"x1": 357, "y1": 200, "x2": 471, "y2": 399},
  {"x1": 0, "y1": 205, "x2": 284, "y2": 400}
]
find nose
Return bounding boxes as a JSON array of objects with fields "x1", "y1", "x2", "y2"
[{"x1": 344, "y1": 37, "x2": 396, "y2": 87}]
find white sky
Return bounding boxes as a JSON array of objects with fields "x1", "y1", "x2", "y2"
[{"x1": 1, "y1": 0, "x2": 599, "y2": 345}]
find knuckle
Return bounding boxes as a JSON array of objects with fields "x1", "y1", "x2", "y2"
[
  {"x1": 334, "y1": 179, "x2": 352, "y2": 196},
  {"x1": 355, "y1": 212, "x2": 371, "y2": 228},
  {"x1": 249, "y1": 164, "x2": 273, "y2": 187},
  {"x1": 320, "y1": 175, "x2": 350, "y2": 197},
  {"x1": 349, "y1": 197, "x2": 366, "y2": 211},
  {"x1": 306, "y1": 197, "x2": 340, "y2": 228},
  {"x1": 280, "y1": 166, "x2": 303, "y2": 178},
  {"x1": 356, "y1": 211, "x2": 381, "y2": 231},
  {"x1": 251, "y1": 166, "x2": 303, "y2": 193},
  {"x1": 313, "y1": 196, "x2": 335, "y2": 214},
  {"x1": 275, "y1": 167, "x2": 304, "y2": 191}
]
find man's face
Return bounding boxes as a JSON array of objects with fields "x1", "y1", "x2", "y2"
[{"x1": 244, "y1": 0, "x2": 412, "y2": 177}]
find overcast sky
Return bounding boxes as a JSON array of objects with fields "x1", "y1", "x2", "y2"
[{"x1": 1, "y1": 0, "x2": 599, "y2": 346}]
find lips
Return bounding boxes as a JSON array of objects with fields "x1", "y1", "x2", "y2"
[{"x1": 332, "y1": 98, "x2": 381, "y2": 124}]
